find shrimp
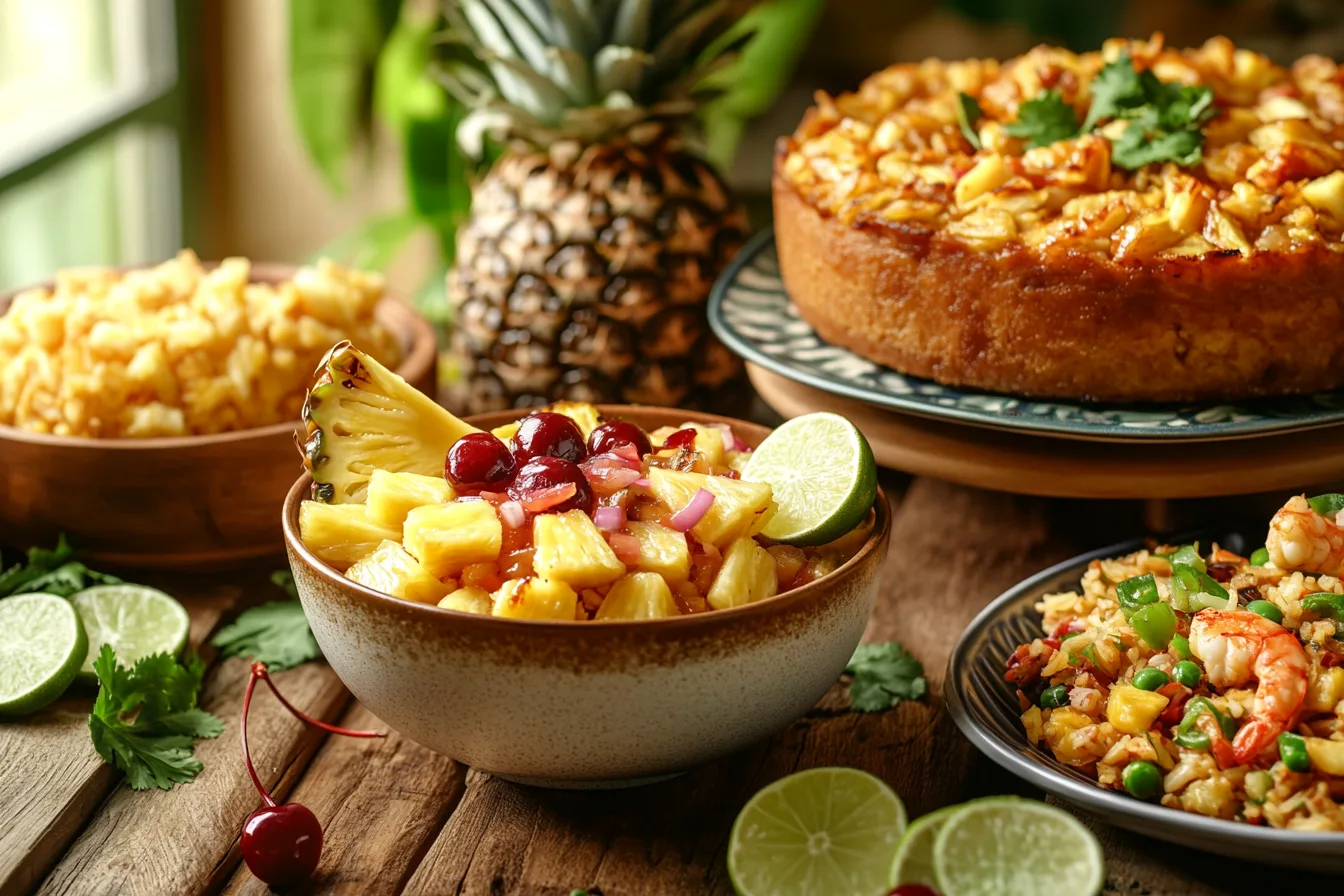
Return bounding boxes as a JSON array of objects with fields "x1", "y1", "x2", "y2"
[
  {"x1": 1267, "y1": 494, "x2": 1344, "y2": 574},
  {"x1": 1188, "y1": 609, "x2": 1308, "y2": 765}
]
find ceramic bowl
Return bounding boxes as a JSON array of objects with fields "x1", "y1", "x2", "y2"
[
  {"x1": 283, "y1": 406, "x2": 891, "y2": 788},
  {"x1": 0, "y1": 264, "x2": 435, "y2": 569}
]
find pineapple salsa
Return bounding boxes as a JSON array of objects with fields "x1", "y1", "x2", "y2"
[{"x1": 296, "y1": 343, "x2": 873, "y2": 621}]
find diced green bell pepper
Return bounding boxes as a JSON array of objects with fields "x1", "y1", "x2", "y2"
[
  {"x1": 1117, "y1": 574, "x2": 1160, "y2": 621},
  {"x1": 1307, "y1": 494, "x2": 1344, "y2": 518},
  {"x1": 1169, "y1": 544, "x2": 1206, "y2": 573},
  {"x1": 1130, "y1": 602, "x2": 1177, "y2": 649},
  {"x1": 1302, "y1": 593, "x2": 1344, "y2": 622},
  {"x1": 1173, "y1": 697, "x2": 1236, "y2": 751}
]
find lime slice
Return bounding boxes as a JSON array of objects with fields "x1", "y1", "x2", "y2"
[
  {"x1": 70, "y1": 584, "x2": 190, "y2": 680},
  {"x1": 888, "y1": 802, "x2": 967, "y2": 888},
  {"x1": 932, "y1": 799, "x2": 1104, "y2": 896},
  {"x1": 728, "y1": 767, "x2": 907, "y2": 896},
  {"x1": 0, "y1": 593, "x2": 87, "y2": 717},
  {"x1": 741, "y1": 412, "x2": 877, "y2": 546}
]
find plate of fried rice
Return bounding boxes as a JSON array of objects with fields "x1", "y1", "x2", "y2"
[{"x1": 947, "y1": 493, "x2": 1344, "y2": 872}]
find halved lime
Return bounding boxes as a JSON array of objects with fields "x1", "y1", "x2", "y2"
[
  {"x1": 932, "y1": 799, "x2": 1104, "y2": 896},
  {"x1": 741, "y1": 412, "x2": 877, "y2": 546},
  {"x1": 70, "y1": 584, "x2": 190, "y2": 680},
  {"x1": 888, "y1": 802, "x2": 968, "y2": 888},
  {"x1": 728, "y1": 767, "x2": 907, "y2": 896},
  {"x1": 0, "y1": 593, "x2": 87, "y2": 717}
]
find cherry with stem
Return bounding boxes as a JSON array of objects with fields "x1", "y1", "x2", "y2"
[{"x1": 240, "y1": 662, "x2": 384, "y2": 887}]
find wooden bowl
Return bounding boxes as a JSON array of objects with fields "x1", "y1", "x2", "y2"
[
  {"x1": 0, "y1": 264, "x2": 436, "y2": 569},
  {"x1": 284, "y1": 406, "x2": 892, "y2": 787}
]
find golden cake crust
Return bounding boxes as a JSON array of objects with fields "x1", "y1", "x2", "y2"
[
  {"x1": 774, "y1": 36, "x2": 1344, "y2": 401},
  {"x1": 774, "y1": 172, "x2": 1344, "y2": 402}
]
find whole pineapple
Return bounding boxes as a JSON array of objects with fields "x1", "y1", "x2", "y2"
[{"x1": 442, "y1": 0, "x2": 751, "y2": 415}]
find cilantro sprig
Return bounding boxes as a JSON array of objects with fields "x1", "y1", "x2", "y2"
[
  {"x1": 1003, "y1": 90, "x2": 1081, "y2": 148},
  {"x1": 0, "y1": 534, "x2": 122, "y2": 598},
  {"x1": 88, "y1": 646, "x2": 225, "y2": 790},
  {"x1": 210, "y1": 571, "x2": 320, "y2": 671},
  {"x1": 844, "y1": 642, "x2": 928, "y2": 712}
]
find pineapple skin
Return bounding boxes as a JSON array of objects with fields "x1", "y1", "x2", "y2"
[
  {"x1": 493, "y1": 577, "x2": 579, "y2": 621},
  {"x1": 403, "y1": 501, "x2": 502, "y2": 578},
  {"x1": 299, "y1": 501, "x2": 401, "y2": 571},
  {"x1": 444, "y1": 128, "x2": 750, "y2": 415},
  {"x1": 533, "y1": 510, "x2": 626, "y2": 590},
  {"x1": 596, "y1": 572, "x2": 680, "y2": 620},
  {"x1": 438, "y1": 586, "x2": 493, "y2": 615},
  {"x1": 346, "y1": 540, "x2": 451, "y2": 604},
  {"x1": 366, "y1": 469, "x2": 455, "y2": 528},
  {"x1": 647, "y1": 468, "x2": 777, "y2": 548},
  {"x1": 626, "y1": 521, "x2": 690, "y2": 583},
  {"x1": 706, "y1": 537, "x2": 779, "y2": 611}
]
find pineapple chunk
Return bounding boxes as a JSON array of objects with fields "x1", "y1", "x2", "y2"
[
  {"x1": 346, "y1": 540, "x2": 451, "y2": 604},
  {"x1": 706, "y1": 537, "x2": 779, "y2": 610},
  {"x1": 540, "y1": 401, "x2": 603, "y2": 438},
  {"x1": 533, "y1": 510, "x2": 626, "y2": 589},
  {"x1": 492, "y1": 577, "x2": 578, "y2": 621},
  {"x1": 403, "y1": 501, "x2": 502, "y2": 578},
  {"x1": 627, "y1": 521, "x2": 690, "y2": 583},
  {"x1": 1305, "y1": 737, "x2": 1344, "y2": 775},
  {"x1": 299, "y1": 501, "x2": 401, "y2": 571},
  {"x1": 647, "y1": 468, "x2": 776, "y2": 548},
  {"x1": 596, "y1": 572, "x2": 680, "y2": 620},
  {"x1": 491, "y1": 421, "x2": 521, "y2": 442},
  {"x1": 438, "y1": 586, "x2": 493, "y2": 615},
  {"x1": 1105, "y1": 686, "x2": 1169, "y2": 735},
  {"x1": 686, "y1": 424, "x2": 725, "y2": 467},
  {"x1": 1305, "y1": 666, "x2": 1344, "y2": 713},
  {"x1": 366, "y1": 469, "x2": 455, "y2": 528}
]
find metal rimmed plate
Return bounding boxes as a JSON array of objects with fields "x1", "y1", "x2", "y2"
[
  {"x1": 708, "y1": 230, "x2": 1344, "y2": 443},
  {"x1": 945, "y1": 533, "x2": 1344, "y2": 873}
]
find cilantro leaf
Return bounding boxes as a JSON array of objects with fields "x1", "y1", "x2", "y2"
[
  {"x1": 1082, "y1": 50, "x2": 1148, "y2": 132},
  {"x1": 0, "y1": 534, "x2": 123, "y2": 598},
  {"x1": 1111, "y1": 120, "x2": 1204, "y2": 169},
  {"x1": 956, "y1": 92, "x2": 984, "y2": 150},
  {"x1": 844, "y1": 642, "x2": 928, "y2": 712},
  {"x1": 212, "y1": 600, "x2": 320, "y2": 671},
  {"x1": 1003, "y1": 90, "x2": 1079, "y2": 148},
  {"x1": 271, "y1": 569, "x2": 300, "y2": 600},
  {"x1": 87, "y1": 645, "x2": 224, "y2": 791}
]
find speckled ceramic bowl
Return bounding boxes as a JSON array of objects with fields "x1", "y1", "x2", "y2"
[{"x1": 283, "y1": 406, "x2": 890, "y2": 788}]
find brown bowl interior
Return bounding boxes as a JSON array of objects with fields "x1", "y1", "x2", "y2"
[
  {"x1": 0, "y1": 263, "x2": 436, "y2": 569},
  {"x1": 283, "y1": 404, "x2": 892, "y2": 632}
]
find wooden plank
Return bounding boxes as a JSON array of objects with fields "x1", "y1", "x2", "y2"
[
  {"x1": 0, "y1": 576, "x2": 242, "y2": 896},
  {"x1": 34, "y1": 658, "x2": 349, "y2": 896},
  {"x1": 219, "y1": 702, "x2": 466, "y2": 896},
  {"x1": 404, "y1": 479, "x2": 1085, "y2": 895}
]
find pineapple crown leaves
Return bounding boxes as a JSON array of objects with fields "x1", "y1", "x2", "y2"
[{"x1": 436, "y1": 0, "x2": 753, "y2": 154}]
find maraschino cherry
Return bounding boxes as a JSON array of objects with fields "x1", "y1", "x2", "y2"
[{"x1": 239, "y1": 662, "x2": 384, "y2": 887}]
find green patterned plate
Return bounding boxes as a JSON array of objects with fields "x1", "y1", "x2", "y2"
[{"x1": 709, "y1": 230, "x2": 1344, "y2": 443}]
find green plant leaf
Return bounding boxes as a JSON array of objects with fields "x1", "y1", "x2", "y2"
[
  {"x1": 289, "y1": 0, "x2": 402, "y2": 194},
  {"x1": 414, "y1": 262, "x2": 453, "y2": 330},
  {"x1": 404, "y1": 99, "x2": 475, "y2": 262},
  {"x1": 309, "y1": 211, "x2": 421, "y2": 271}
]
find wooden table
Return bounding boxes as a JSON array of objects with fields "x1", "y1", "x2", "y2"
[{"x1": 2, "y1": 475, "x2": 1335, "y2": 895}]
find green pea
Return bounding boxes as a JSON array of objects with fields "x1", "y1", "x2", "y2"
[
  {"x1": 1173, "y1": 660, "x2": 1202, "y2": 688},
  {"x1": 1246, "y1": 600, "x2": 1283, "y2": 625},
  {"x1": 1122, "y1": 760, "x2": 1163, "y2": 800},
  {"x1": 1040, "y1": 684, "x2": 1069, "y2": 709},
  {"x1": 1249, "y1": 547, "x2": 1270, "y2": 567},
  {"x1": 1170, "y1": 634, "x2": 1191, "y2": 661},
  {"x1": 1278, "y1": 732, "x2": 1311, "y2": 773},
  {"x1": 1132, "y1": 668, "x2": 1170, "y2": 691}
]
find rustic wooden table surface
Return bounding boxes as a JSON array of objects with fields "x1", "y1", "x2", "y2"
[{"x1": 1, "y1": 471, "x2": 1335, "y2": 895}]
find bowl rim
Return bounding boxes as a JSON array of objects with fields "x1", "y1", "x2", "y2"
[
  {"x1": 282, "y1": 405, "x2": 891, "y2": 631},
  {"x1": 0, "y1": 263, "x2": 435, "y2": 449}
]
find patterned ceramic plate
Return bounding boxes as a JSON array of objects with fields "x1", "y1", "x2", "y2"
[
  {"x1": 708, "y1": 230, "x2": 1344, "y2": 443},
  {"x1": 945, "y1": 532, "x2": 1344, "y2": 873}
]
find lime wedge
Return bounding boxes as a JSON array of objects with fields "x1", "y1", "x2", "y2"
[
  {"x1": 728, "y1": 767, "x2": 906, "y2": 896},
  {"x1": 70, "y1": 584, "x2": 190, "y2": 680},
  {"x1": 888, "y1": 802, "x2": 967, "y2": 888},
  {"x1": 932, "y1": 799, "x2": 1104, "y2": 896},
  {"x1": 0, "y1": 593, "x2": 87, "y2": 717},
  {"x1": 741, "y1": 412, "x2": 877, "y2": 546}
]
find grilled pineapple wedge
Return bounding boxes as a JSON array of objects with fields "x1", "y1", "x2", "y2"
[
  {"x1": 438, "y1": 586, "x2": 493, "y2": 615},
  {"x1": 403, "y1": 502, "x2": 502, "y2": 578},
  {"x1": 626, "y1": 521, "x2": 690, "y2": 583},
  {"x1": 493, "y1": 577, "x2": 579, "y2": 621},
  {"x1": 706, "y1": 537, "x2": 779, "y2": 611},
  {"x1": 299, "y1": 501, "x2": 401, "y2": 571},
  {"x1": 647, "y1": 468, "x2": 776, "y2": 548},
  {"x1": 366, "y1": 469, "x2": 454, "y2": 528},
  {"x1": 533, "y1": 510, "x2": 626, "y2": 589},
  {"x1": 346, "y1": 540, "x2": 451, "y2": 604},
  {"x1": 595, "y1": 572, "x2": 680, "y2": 620},
  {"x1": 301, "y1": 341, "x2": 479, "y2": 503}
]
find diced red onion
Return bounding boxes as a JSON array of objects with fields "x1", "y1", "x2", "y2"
[
  {"x1": 612, "y1": 443, "x2": 642, "y2": 465},
  {"x1": 608, "y1": 532, "x2": 641, "y2": 565},
  {"x1": 499, "y1": 500, "x2": 526, "y2": 529},
  {"x1": 633, "y1": 477, "x2": 650, "y2": 488},
  {"x1": 518, "y1": 482, "x2": 577, "y2": 512},
  {"x1": 668, "y1": 488, "x2": 715, "y2": 532},
  {"x1": 585, "y1": 466, "x2": 642, "y2": 496},
  {"x1": 479, "y1": 490, "x2": 509, "y2": 504},
  {"x1": 593, "y1": 505, "x2": 626, "y2": 532},
  {"x1": 711, "y1": 422, "x2": 748, "y2": 452}
]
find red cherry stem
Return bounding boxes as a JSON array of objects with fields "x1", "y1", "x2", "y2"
[{"x1": 241, "y1": 662, "x2": 386, "y2": 807}]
